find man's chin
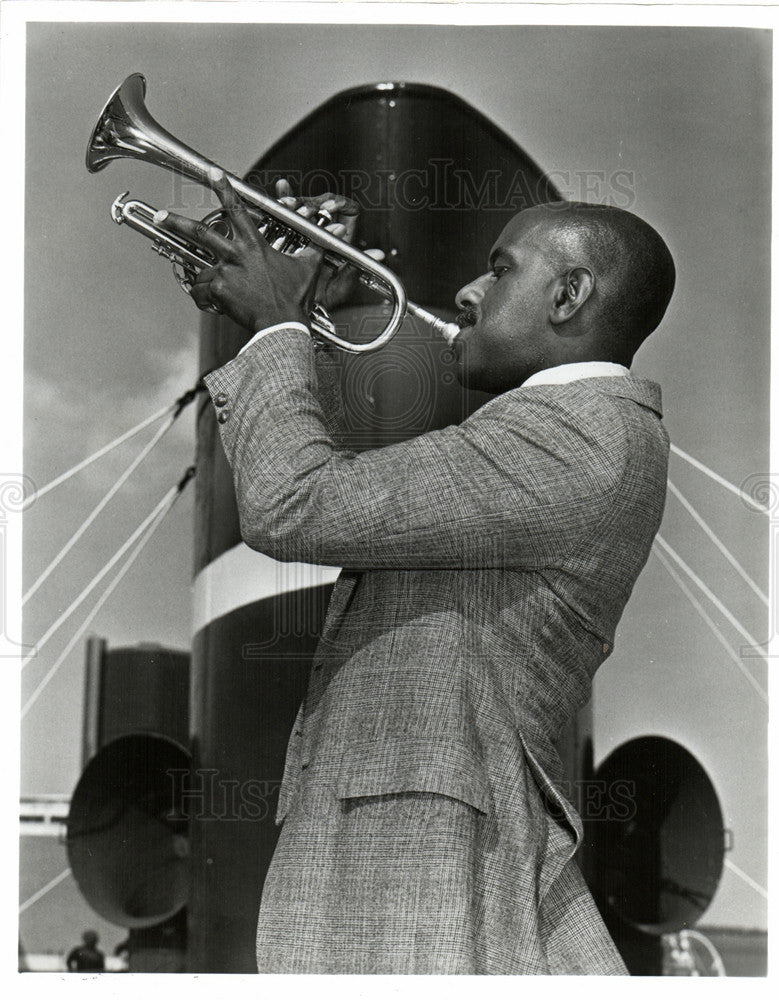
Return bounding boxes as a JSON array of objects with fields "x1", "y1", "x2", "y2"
[
  {"x1": 453, "y1": 349, "x2": 477, "y2": 390},
  {"x1": 453, "y1": 332, "x2": 475, "y2": 388},
  {"x1": 454, "y1": 362, "x2": 485, "y2": 392}
]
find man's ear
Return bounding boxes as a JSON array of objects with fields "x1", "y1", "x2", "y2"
[{"x1": 549, "y1": 266, "x2": 595, "y2": 326}]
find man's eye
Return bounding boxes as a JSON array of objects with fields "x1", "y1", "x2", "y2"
[{"x1": 492, "y1": 266, "x2": 509, "y2": 279}]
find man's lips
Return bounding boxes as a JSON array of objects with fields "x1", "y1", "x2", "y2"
[
  {"x1": 456, "y1": 308, "x2": 478, "y2": 330},
  {"x1": 452, "y1": 310, "x2": 477, "y2": 353}
]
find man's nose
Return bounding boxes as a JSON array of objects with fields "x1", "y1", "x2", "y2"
[{"x1": 455, "y1": 273, "x2": 490, "y2": 310}]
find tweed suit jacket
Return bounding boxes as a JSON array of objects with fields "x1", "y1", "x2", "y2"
[{"x1": 204, "y1": 328, "x2": 669, "y2": 964}]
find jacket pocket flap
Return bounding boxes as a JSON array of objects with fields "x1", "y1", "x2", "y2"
[
  {"x1": 335, "y1": 738, "x2": 492, "y2": 815},
  {"x1": 519, "y1": 733, "x2": 583, "y2": 845}
]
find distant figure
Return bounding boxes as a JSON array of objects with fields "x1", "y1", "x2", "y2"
[{"x1": 66, "y1": 930, "x2": 104, "y2": 972}]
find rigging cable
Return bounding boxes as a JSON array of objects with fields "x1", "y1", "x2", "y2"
[
  {"x1": 23, "y1": 384, "x2": 202, "y2": 604},
  {"x1": 722, "y1": 858, "x2": 768, "y2": 901},
  {"x1": 21, "y1": 383, "x2": 202, "y2": 512},
  {"x1": 654, "y1": 534, "x2": 766, "y2": 660},
  {"x1": 21, "y1": 467, "x2": 195, "y2": 667},
  {"x1": 23, "y1": 414, "x2": 175, "y2": 605},
  {"x1": 18, "y1": 868, "x2": 72, "y2": 915},
  {"x1": 21, "y1": 466, "x2": 195, "y2": 717},
  {"x1": 666, "y1": 480, "x2": 768, "y2": 606},
  {"x1": 652, "y1": 543, "x2": 768, "y2": 704},
  {"x1": 670, "y1": 443, "x2": 770, "y2": 516}
]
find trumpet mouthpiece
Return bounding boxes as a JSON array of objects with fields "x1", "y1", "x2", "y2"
[
  {"x1": 404, "y1": 302, "x2": 460, "y2": 344},
  {"x1": 440, "y1": 322, "x2": 459, "y2": 346}
]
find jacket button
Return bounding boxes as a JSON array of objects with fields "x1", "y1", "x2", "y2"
[
  {"x1": 313, "y1": 663, "x2": 322, "y2": 671},
  {"x1": 294, "y1": 730, "x2": 303, "y2": 737},
  {"x1": 214, "y1": 392, "x2": 228, "y2": 407},
  {"x1": 301, "y1": 762, "x2": 309, "y2": 771},
  {"x1": 217, "y1": 409, "x2": 230, "y2": 424}
]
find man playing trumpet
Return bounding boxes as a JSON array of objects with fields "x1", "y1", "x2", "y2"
[{"x1": 157, "y1": 171, "x2": 674, "y2": 975}]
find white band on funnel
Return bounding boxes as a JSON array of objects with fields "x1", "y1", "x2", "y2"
[{"x1": 192, "y1": 543, "x2": 341, "y2": 636}]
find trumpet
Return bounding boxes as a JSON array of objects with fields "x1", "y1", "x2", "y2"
[{"x1": 87, "y1": 74, "x2": 459, "y2": 353}]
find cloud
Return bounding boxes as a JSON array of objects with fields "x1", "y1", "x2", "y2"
[{"x1": 24, "y1": 337, "x2": 200, "y2": 503}]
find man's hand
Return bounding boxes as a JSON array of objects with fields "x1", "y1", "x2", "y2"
[
  {"x1": 273, "y1": 179, "x2": 382, "y2": 313},
  {"x1": 155, "y1": 169, "x2": 370, "y2": 331}
]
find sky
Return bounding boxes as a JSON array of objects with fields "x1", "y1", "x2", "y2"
[{"x1": 2, "y1": 5, "x2": 771, "y2": 935}]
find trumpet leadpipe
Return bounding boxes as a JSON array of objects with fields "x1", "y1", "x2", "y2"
[
  {"x1": 404, "y1": 303, "x2": 459, "y2": 345},
  {"x1": 357, "y1": 273, "x2": 459, "y2": 344}
]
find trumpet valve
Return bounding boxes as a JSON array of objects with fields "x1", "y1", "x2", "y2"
[{"x1": 151, "y1": 241, "x2": 174, "y2": 261}]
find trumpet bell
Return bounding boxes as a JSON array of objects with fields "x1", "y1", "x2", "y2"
[
  {"x1": 87, "y1": 73, "x2": 150, "y2": 173},
  {"x1": 87, "y1": 72, "x2": 217, "y2": 186}
]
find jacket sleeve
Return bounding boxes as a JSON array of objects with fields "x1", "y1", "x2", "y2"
[{"x1": 203, "y1": 328, "x2": 626, "y2": 570}]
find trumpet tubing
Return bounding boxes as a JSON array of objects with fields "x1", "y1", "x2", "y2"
[
  {"x1": 112, "y1": 193, "x2": 209, "y2": 286},
  {"x1": 111, "y1": 193, "x2": 313, "y2": 295},
  {"x1": 88, "y1": 74, "x2": 458, "y2": 352}
]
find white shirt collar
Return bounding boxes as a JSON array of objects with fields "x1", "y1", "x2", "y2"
[{"x1": 521, "y1": 361, "x2": 630, "y2": 388}]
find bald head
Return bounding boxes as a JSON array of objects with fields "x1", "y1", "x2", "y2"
[
  {"x1": 454, "y1": 201, "x2": 676, "y2": 391},
  {"x1": 523, "y1": 201, "x2": 676, "y2": 363}
]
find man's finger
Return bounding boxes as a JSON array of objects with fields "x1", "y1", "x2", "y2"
[
  {"x1": 332, "y1": 195, "x2": 359, "y2": 217},
  {"x1": 275, "y1": 178, "x2": 294, "y2": 200},
  {"x1": 189, "y1": 269, "x2": 221, "y2": 313},
  {"x1": 153, "y1": 209, "x2": 236, "y2": 262},
  {"x1": 321, "y1": 195, "x2": 358, "y2": 243},
  {"x1": 208, "y1": 167, "x2": 261, "y2": 245}
]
